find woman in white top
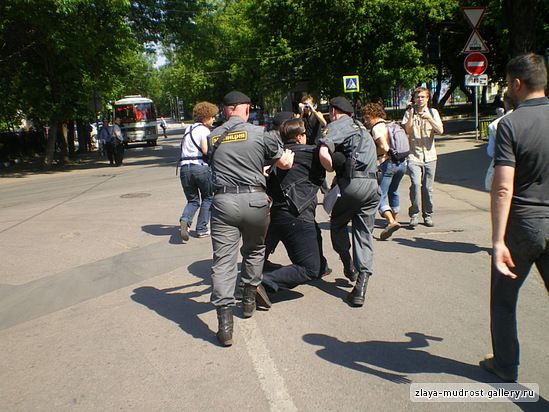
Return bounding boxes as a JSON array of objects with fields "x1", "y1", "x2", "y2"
[
  {"x1": 179, "y1": 102, "x2": 218, "y2": 241},
  {"x1": 362, "y1": 102, "x2": 406, "y2": 240}
]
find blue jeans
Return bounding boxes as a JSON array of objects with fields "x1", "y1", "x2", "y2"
[
  {"x1": 490, "y1": 217, "x2": 549, "y2": 377},
  {"x1": 179, "y1": 164, "x2": 213, "y2": 234},
  {"x1": 378, "y1": 159, "x2": 407, "y2": 215},
  {"x1": 407, "y1": 160, "x2": 437, "y2": 219}
]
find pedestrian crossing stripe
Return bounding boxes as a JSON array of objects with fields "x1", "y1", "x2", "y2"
[{"x1": 343, "y1": 75, "x2": 360, "y2": 93}]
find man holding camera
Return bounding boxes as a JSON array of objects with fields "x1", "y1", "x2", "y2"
[
  {"x1": 402, "y1": 87, "x2": 444, "y2": 228},
  {"x1": 299, "y1": 95, "x2": 327, "y2": 145}
]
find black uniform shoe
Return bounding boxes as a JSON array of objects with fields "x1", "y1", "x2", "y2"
[
  {"x1": 341, "y1": 254, "x2": 357, "y2": 282},
  {"x1": 216, "y1": 306, "x2": 233, "y2": 346},
  {"x1": 242, "y1": 284, "x2": 257, "y2": 318},
  {"x1": 347, "y1": 272, "x2": 370, "y2": 307},
  {"x1": 479, "y1": 355, "x2": 517, "y2": 382}
]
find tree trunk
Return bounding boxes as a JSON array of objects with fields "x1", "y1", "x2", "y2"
[
  {"x1": 438, "y1": 82, "x2": 458, "y2": 107},
  {"x1": 76, "y1": 120, "x2": 88, "y2": 153},
  {"x1": 67, "y1": 119, "x2": 75, "y2": 157},
  {"x1": 57, "y1": 121, "x2": 68, "y2": 165},
  {"x1": 480, "y1": 86, "x2": 488, "y2": 106},
  {"x1": 44, "y1": 122, "x2": 57, "y2": 168},
  {"x1": 432, "y1": 59, "x2": 443, "y2": 107},
  {"x1": 506, "y1": 0, "x2": 539, "y2": 56}
]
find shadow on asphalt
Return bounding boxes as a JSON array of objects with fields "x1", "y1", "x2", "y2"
[
  {"x1": 436, "y1": 144, "x2": 490, "y2": 192},
  {"x1": 130, "y1": 259, "x2": 216, "y2": 345},
  {"x1": 393, "y1": 237, "x2": 491, "y2": 255},
  {"x1": 310, "y1": 277, "x2": 353, "y2": 305},
  {"x1": 303, "y1": 332, "x2": 548, "y2": 411},
  {"x1": 142, "y1": 224, "x2": 183, "y2": 245}
]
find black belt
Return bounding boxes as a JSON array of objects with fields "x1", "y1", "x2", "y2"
[
  {"x1": 351, "y1": 171, "x2": 378, "y2": 179},
  {"x1": 215, "y1": 185, "x2": 265, "y2": 194}
]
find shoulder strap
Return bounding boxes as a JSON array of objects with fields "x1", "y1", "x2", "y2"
[
  {"x1": 370, "y1": 120, "x2": 385, "y2": 131},
  {"x1": 208, "y1": 123, "x2": 239, "y2": 167}
]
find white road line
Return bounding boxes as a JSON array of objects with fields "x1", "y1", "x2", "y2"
[{"x1": 240, "y1": 318, "x2": 298, "y2": 412}]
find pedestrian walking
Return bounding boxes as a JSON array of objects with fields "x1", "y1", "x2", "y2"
[
  {"x1": 111, "y1": 118, "x2": 124, "y2": 166},
  {"x1": 362, "y1": 102, "x2": 407, "y2": 240},
  {"x1": 160, "y1": 117, "x2": 168, "y2": 138},
  {"x1": 480, "y1": 53, "x2": 549, "y2": 383},
  {"x1": 178, "y1": 102, "x2": 218, "y2": 241},
  {"x1": 402, "y1": 87, "x2": 443, "y2": 227},
  {"x1": 208, "y1": 91, "x2": 294, "y2": 346},
  {"x1": 319, "y1": 96, "x2": 380, "y2": 307}
]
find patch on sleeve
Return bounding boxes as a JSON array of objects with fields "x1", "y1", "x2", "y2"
[{"x1": 211, "y1": 131, "x2": 248, "y2": 144}]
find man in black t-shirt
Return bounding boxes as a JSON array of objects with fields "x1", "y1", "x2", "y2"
[{"x1": 480, "y1": 53, "x2": 549, "y2": 383}]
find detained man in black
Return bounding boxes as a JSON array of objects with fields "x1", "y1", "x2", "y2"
[{"x1": 262, "y1": 118, "x2": 330, "y2": 295}]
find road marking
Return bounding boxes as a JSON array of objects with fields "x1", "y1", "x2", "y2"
[{"x1": 240, "y1": 318, "x2": 297, "y2": 412}]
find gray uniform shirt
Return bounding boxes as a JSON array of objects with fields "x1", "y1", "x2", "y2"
[
  {"x1": 208, "y1": 116, "x2": 283, "y2": 188},
  {"x1": 319, "y1": 115, "x2": 378, "y2": 174}
]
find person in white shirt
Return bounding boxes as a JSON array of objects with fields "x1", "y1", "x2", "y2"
[{"x1": 178, "y1": 102, "x2": 218, "y2": 241}]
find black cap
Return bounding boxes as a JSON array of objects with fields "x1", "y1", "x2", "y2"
[
  {"x1": 329, "y1": 96, "x2": 354, "y2": 115},
  {"x1": 223, "y1": 91, "x2": 251, "y2": 106},
  {"x1": 272, "y1": 111, "x2": 294, "y2": 128}
]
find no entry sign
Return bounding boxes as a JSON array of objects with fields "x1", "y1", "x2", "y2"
[{"x1": 464, "y1": 53, "x2": 488, "y2": 75}]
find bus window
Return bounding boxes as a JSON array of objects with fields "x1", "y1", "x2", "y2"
[{"x1": 115, "y1": 105, "x2": 134, "y2": 123}]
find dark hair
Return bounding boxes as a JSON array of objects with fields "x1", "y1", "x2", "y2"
[
  {"x1": 280, "y1": 118, "x2": 305, "y2": 144},
  {"x1": 506, "y1": 53, "x2": 547, "y2": 90},
  {"x1": 362, "y1": 102, "x2": 387, "y2": 120}
]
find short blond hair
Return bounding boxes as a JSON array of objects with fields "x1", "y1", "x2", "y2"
[{"x1": 193, "y1": 101, "x2": 218, "y2": 122}]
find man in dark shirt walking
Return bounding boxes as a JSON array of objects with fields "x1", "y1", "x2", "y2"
[{"x1": 480, "y1": 53, "x2": 549, "y2": 382}]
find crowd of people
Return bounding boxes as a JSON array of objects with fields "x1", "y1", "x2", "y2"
[{"x1": 174, "y1": 53, "x2": 548, "y2": 385}]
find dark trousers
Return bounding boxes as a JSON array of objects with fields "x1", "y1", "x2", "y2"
[
  {"x1": 105, "y1": 142, "x2": 124, "y2": 165},
  {"x1": 490, "y1": 217, "x2": 549, "y2": 376},
  {"x1": 262, "y1": 215, "x2": 327, "y2": 292}
]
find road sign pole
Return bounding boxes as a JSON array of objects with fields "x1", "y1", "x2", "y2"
[{"x1": 474, "y1": 86, "x2": 479, "y2": 140}]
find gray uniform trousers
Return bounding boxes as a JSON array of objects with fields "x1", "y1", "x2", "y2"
[
  {"x1": 210, "y1": 191, "x2": 270, "y2": 307},
  {"x1": 330, "y1": 178, "x2": 380, "y2": 275}
]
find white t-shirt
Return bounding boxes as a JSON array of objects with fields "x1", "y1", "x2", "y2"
[{"x1": 180, "y1": 122, "x2": 209, "y2": 166}]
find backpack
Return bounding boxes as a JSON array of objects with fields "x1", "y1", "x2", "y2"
[{"x1": 386, "y1": 121, "x2": 410, "y2": 162}]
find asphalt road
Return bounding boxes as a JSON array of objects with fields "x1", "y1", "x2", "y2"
[{"x1": 0, "y1": 123, "x2": 547, "y2": 411}]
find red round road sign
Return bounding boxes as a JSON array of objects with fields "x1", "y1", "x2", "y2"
[{"x1": 464, "y1": 53, "x2": 488, "y2": 75}]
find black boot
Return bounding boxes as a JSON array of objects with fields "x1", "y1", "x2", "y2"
[
  {"x1": 216, "y1": 306, "x2": 234, "y2": 346},
  {"x1": 242, "y1": 284, "x2": 257, "y2": 318},
  {"x1": 348, "y1": 272, "x2": 370, "y2": 307},
  {"x1": 341, "y1": 253, "x2": 358, "y2": 282}
]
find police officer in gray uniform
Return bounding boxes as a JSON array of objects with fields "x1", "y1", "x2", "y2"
[
  {"x1": 208, "y1": 91, "x2": 294, "y2": 346},
  {"x1": 319, "y1": 96, "x2": 380, "y2": 307}
]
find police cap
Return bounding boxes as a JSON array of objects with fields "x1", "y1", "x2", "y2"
[
  {"x1": 329, "y1": 96, "x2": 354, "y2": 115},
  {"x1": 223, "y1": 91, "x2": 251, "y2": 106},
  {"x1": 272, "y1": 111, "x2": 294, "y2": 128}
]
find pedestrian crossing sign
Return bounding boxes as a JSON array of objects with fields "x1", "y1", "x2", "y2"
[{"x1": 343, "y1": 75, "x2": 360, "y2": 93}]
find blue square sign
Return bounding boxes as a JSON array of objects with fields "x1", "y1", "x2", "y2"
[{"x1": 343, "y1": 75, "x2": 360, "y2": 93}]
